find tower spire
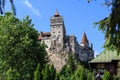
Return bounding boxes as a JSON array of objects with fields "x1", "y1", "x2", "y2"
[
  {"x1": 54, "y1": 9, "x2": 60, "y2": 17},
  {"x1": 80, "y1": 32, "x2": 89, "y2": 47},
  {"x1": 81, "y1": 32, "x2": 89, "y2": 44}
]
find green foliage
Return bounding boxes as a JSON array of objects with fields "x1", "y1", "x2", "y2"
[
  {"x1": 33, "y1": 63, "x2": 57, "y2": 80},
  {"x1": 103, "y1": 70, "x2": 110, "y2": 80},
  {"x1": 80, "y1": 68, "x2": 87, "y2": 80},
  {"x1": 113, "y1": 75, "x2": 120, "y2": 80},
  {"x1": 41, "y1": 64, "x2": 56, "y2": 80},
  {"x1": 59, "y1": 53, "x2": 75, "y2": 79},
  {"x1": 49, "y1": 64, "x2": 56, "y2": 80},
  {"x1": 74, "y1": 69, "x2": 80, "y2": 80},
  {"x1": 0, "y1": 59, "x2": 8, "y2": 80},
  {"x1": 0, "y1": 11, "x2": 96, "y2": 80},
  {"x1": 70, "y1": 75, "x2": 75, "y2": 80},
  {"x1": 6, "y1": 68, "x2": 20, "y2": 80},
  {"x1": 0, "y1": 12, "x2": 48, "y2": 79},
  {"x1": 42, "y1": 64, "x2": 50, "y2": 80},
  {"x1": 94, "y1": 0, "x2": 120, "y2": 54},
  {"x1": 55, "y1": 73, "x2": 60, "y2": 80},
  {"x1": 34, "y1": 63, "x2": 41, "y2": 80},
  {"x1": 87, "y1": 72, "x2": 92, "y2": 80},
  {"x1": 68, "y1": 53, "x2": 75, "y2": 73},
  {"x1": 59, "y1": 62, "x2": 93, "y2": 80},
  {"x1": 92, "y1": 71, "x2": 95, "y2": 80}
]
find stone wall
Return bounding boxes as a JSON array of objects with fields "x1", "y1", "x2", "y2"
[{"x1": 48, "y1": 51, "x2": 68, "y2": 71}]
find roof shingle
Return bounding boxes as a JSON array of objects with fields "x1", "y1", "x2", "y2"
[{"x1": 90, "y1": 50, "x2": 120, "y2": 63}]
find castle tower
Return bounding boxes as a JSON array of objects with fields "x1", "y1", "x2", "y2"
[
  {"x1": 78, "y1": 32, "x2": 94, "y2": 62},
  {"x1": 80, "y1": 32, "x2": 89, "y2": 48},
  {"x1": 50, "y1": 10, "x2": 66, "y2": 43}
]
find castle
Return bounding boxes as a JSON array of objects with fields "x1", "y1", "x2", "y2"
[{"x1": 38, "y1": 11, "x2": 94, "y2": 71}]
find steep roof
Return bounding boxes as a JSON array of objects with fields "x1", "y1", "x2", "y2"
[
  {"x1": 89, "y1": 50, "x2": 120, "y2": 63},
  {"x1": 80, "y1": 32, "x2": 89, "y2": 44}
]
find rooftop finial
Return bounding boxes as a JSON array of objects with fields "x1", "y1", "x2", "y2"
[
  {"x1": 84, "y1": 28, "x2": 86, "y2": 33},
  {"x1": 54, "y1": 9, "x2": 60, "y2": 17}
]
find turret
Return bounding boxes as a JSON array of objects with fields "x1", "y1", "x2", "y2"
[
  {"x1": 80, "y1": 32, "x2": 89, "y2": 48},
  {"x1": 50, "y1": 10, "x2": 66, "y2": 41}
]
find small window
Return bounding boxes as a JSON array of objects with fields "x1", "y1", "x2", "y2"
[
  {"x1": 58, "y1": 31, "x2": 60, "y2": 33},
  {"x1": 76, "y1": 54, "x2": 79, "y2": 57},
  {"x1": 81, "y1": 52, "x2": 83, "y2": 54}
]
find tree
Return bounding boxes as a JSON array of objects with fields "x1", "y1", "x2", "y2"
[
  {"x1": 49, "y1": 64, "x2": 56, "y2": 80},
  {"x1": 6, "y1": 68, "x2": 20, "y2": 80},
  {"x1": 87, "y1": 72, "x2": 92, "y2": 80},
  {"x1": 34, "y1": 63, "x2": 41, "y2": 80},
  {"x1": 0, "y1": 59, "x2": 8, "y2": 80},
  {"x1": 103, "y1": 70, "x2": 110, "y2": 80},
  {"x1": 93, "y1": 0, "x2": 120, "y2": 53},
  {"x1": 42, "y1": 64, "x2": 50, "y2": 80},
  {"x1": 0, "y1": 0, "x2": 16, "y2": 15},
  {"x1": 0, "y1": 12, "x2": 48, "y2": 79},
  {"x1": 59, "y1": 53, "x2": 75, "y2": 79},
  {"x1": 55, "y1": 73, "x2": 60, "y2": 80},
  {"x1": 80, "y1": 68, "x2": 87, "y2": 80},
  {"x1": 68, "y1": 53, "x2": 75, "y2": 73}
]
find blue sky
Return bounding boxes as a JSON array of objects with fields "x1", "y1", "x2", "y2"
[{"x1": 6, "y1": 0, "x2": 111, "y2": 56}]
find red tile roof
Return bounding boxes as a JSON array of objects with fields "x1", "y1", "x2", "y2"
[
  {"x1": 80, "y1": 32, "x2": 89, "y2": 44},
  {"x1": 41, "y1": 32, "x2": 51, "y2": 37},
  {"x1": 38, "y1": 32, "x2": 51, "y2": 41}
]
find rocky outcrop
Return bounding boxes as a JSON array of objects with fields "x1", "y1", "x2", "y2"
[{"x1": 48, "y1": 51, "x2": 68, "y2": 71}]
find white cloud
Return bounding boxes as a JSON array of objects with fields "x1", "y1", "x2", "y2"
[{"x1": 22, "y1": 0, "x2": 41, "y2": 17}]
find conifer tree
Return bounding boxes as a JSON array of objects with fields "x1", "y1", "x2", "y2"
[
  {"x1": 80, "y1": 68, "x2": 87, "y2": 80},
  {"x1": 68, "y1": 53, "x2": 75, "y2": 73},
  {"x1": 42, "y1": 64, "x2": 50, "y2": 80},
  {"x1": 34, "y1": 63, "x2": 41, "y2": 80},
  {"x1": 103, "y1": 70, "x2": 110, "y2": 80},
  {"x1": 87, "y1": 72, "x2": 92, "y2": 80},
  {"x1": 55, "y1": 73, "x2": 60, "y2": 80},
  {"x1": 6, "y1": 68, "x2": 20, "y2": 80},
  {"x1": 49, "y1": 64, "x2": 56, "y2": 80}
]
